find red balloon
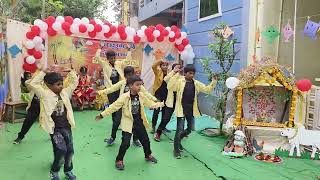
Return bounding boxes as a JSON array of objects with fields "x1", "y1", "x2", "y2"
[
  {"x1": 31, "y1": 25, "x2": 41, "y2": 36},
  {"x1": 120, "y1": 33, "x2": 127, "y2": 40},
  {"x1": 171, "y1": 25, "x2": 178, "y2": 32},
  {"x1": 26, "y1": 31, "x2": 35, "y2": 39},
  {"x1": 161, "y1": 29, "x2": 169, "y2": 36},
  {"x1": 157, "y1": 36, "x2": 164, "y2": 42},
  {"x1": 147, "y1": 35, "x2": 155, "y2": 42},
  {"x1": 149, "y1": 26, "x2": 155, "y2": 31},
  {"x1": 177, "y1": 44, "x2": 185, "y2": 51},
  {"x1": 46, "y1": 16, "x2": 56, "y2": 26},
  {"x1": 156, "y1": 24, "x2": 165, "y2": 31},
  {"x1": 182, "y1": 39, "x2": 189, "y2": 46},
  {"x1": 47, "y1": 27, "x2": 57, "y2": 36},
  {"x1": 79, "y1": 24, "x2": 87, "y2": 33},
  {"x1": 27, "y1": 48, "x2": 35, "y2": 55},
  {"x1": 33, "y1": 51, "x2": 42, "y2": 59},
  {"x1": 110, "y1": 26, "x2": 117, "y2": 33},
  {"x1": 104, "y1": 32, "x2": 112, "y2": 38},
  {"x1": 89, "y1": 19, "x2": 96, "y2": 25},
  {"x1": 23, "y1": 63, "x2": 37, "y2": 73},
  {"x1": 94, "y1": 24, "x2": 102, "y2": 32},
  {"x1": 65, "y1": 29, "x2": 72, "y2": 36},
  {"x1": 175, "y1": 31, "x2": 181, "y2": 39},
  {"x1": 296, "y1": 79, "x2": 312, "y2": 92},
  {"x1": 117, "y1": 25, "x2": 126, "y2": 33},
  {"x1": 144, "y1": 28, "x2": 152, "y2": 36},
  {"x1": 88, "y1": 31, "x2": 96, "y2": 38},
  {"x1": 62, "y1": 22, "x2": 71, "y2": 31},
  {"x1": 104, "y1": 21, "x2": 111, "y2": 26},
  {"x1": 133, "y1": 35, "x2": 141, "y2": 43},
  {"x1": 64, "y1": 16, "x2": 74, "y2": 24},
  {"x1": 169, "y1": 38, "x2": 175, "y2": 42}
]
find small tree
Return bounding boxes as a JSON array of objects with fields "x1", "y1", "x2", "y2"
[{"x1": 201, "y1": 22, "x2": 239, "y2": 134}]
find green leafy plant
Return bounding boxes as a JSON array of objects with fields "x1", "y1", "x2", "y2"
[{"x1": 201, "y1": 22, "x2": 239, "y2": 134}]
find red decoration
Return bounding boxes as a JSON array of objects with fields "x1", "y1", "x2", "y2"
[
  {"x1": 26, "y1": 31, "x2": 35, "y2": 39},
  {"x1": 27, "y1": 48, "x2": 35, "y2": 55},
  {"x1": 296, "y1": 79, "x2": 312, "y2": 92},
  {"x1": 149, "y1": 26, "x2": 155, "y2": 31},
  {"x1": 23, "y1": 63, "x2": 37, "y2": 73},
  {"x1": 175, "y1": 31, "x2": 181, "y2": 39},
  {"x1": 33, "y1": 51, "x2": 42, "y2": 59},
  {"x1": 147, "y1": 35, "x2": 155, "y2": 42},
  {"x1": 157, "y1": 36, "x2": 164, "y2": 42},
  {"x1": 88, "y1": 31, "x2": 96, "y2": 38},
  {"x1": 133, "y1": 35, "x2": 141, "y2": 43},
  {"x1": 47, "y1": 27, "x2": 57, "y2": 36},
  {"x1": 104, "y1": 32, "x2": 112, "y2": 38},
  {"x1": 171, "y1": 25, "x2": 178, "y2": 32},
  {"x1": 64, "y1": 16, "x2": 74, "y2": 24},
  {"x1": 110, "y1": 26, "x2": 117, "y2": 33},
  {"x1": 62, "y1": 22, "x2": 71, "y2": 31},
  {"x1": 46, "y1": 16, "x2": 56, "y2": 26},
  {"x1": 144, "y1": 28, "x2": 153, "y2": 36},
  {"x1": 31, "y1": 26, "x2": 41, "y2": 36},
  {"x1": 161, "y1": 29, "x2": 169, "y2": 36},
  {"x1": 120, "y1": 33, "x2": 127, "y2": 40},
  {"x1": 117, "y1": 25, "x2": 126, "y2": 33},
  {"x1": 89, "y1": 19, "x2": 96, "y2": 25},
  {"x1": 65, "y1": 29, "x2": 72, "y2": 36},
  {"x1": 177, "y1": 44, "x2": 185, "y2": 51},
  {"x1": 156, "y1": 24, "x2": 165, "y2": 31},
  {"x1": 79, "y1": 24, "x2": 87, "y2": 33},
  {"x1": 94, "y1": 24, "x2": 102, "y2": 32},
  {"x1": 182, "y1": 39, "x2": 189, "y2": 46},
  {"x1": 169, "y1": 38, "x2": 175, "y2": 42}
]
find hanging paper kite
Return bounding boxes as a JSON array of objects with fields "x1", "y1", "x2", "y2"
[
  {"x1": 166, "y1": 54, "x2": 175, "y2": 61},
  {"x1": 143, "y1": 44, "x2": 153, "y2": 55},
  {"x1": 153, "y1": 49, "x2": 165, "y2": 60},
  {"x1": 8, "y1": 44, "x2": 22, "y2": 58},
  {"x1": 220, "y1": 26, "x2": 234, "y2": 39},
  {"x1": 255, "y1": 27, "x2": 260, "y2": 44},
  {"x1": 282, "y1": 22, "x2": 294, "y2": 42},
  {"x1": 303, "y1": 19, "x2": 320, "y2": 40},
  {"x1": 262, "y1": 26, "x2": 280, "y2": 44}
]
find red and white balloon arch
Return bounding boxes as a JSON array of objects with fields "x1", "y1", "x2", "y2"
[{"x1": 23, "y1": 16, "x2": 195, "y2": 73}]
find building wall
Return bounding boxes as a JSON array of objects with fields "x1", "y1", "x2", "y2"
[{"x1": 186, "y1": 0, "x2": 250, "y2": 115}]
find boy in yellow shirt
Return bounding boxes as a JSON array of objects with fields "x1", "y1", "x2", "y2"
[
  {"x1": 28, "y1": 65, "x2": 78, "y2": 180},
  {"x1": 96, "y1": 75, "x2": 164, "y2": 170},
  {"x1": 168, "y1": 65, "x2": 217, "y2": 159}
]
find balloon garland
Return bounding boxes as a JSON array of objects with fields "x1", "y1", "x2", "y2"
[{"x1": 23, "y1": 16, "x2": 196, "y2": 72}]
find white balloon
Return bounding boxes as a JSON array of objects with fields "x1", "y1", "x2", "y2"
[
  {"x1": 35, "y1": 43, "x2": 45, "y2": 51},
  {"x1": 169, "y1": 31, "x2": 175, "y2": 38},
  {"x1": 73, "y1": 18, "x2": 81, "y2": 24},
  {"x1": 39, "y1": 22, "x2": 48, "y2": 31},
  {"x1": 70, "y1": 24, "x2": 79, "y2": 34},
  {"x1": 153, "y1": 30, "x2": 161, "y2": 37},
  {"x1": 26, "y1": 56, "x2": 36, "y2": 64},
  {"x1": 25, "y1": 40, "x2": 35, "y2": 49},
  {"x1": 33, "y1": 36, "x2": 43, "y2": 45},
  {"x1": 137, "y1": 30, "x2": 144, "y2": 38},
  {"x1": 56, "y1": 16, "x2": 65, "y2": 23},
  {"x1": 181, "y1": 32, "x2": 187, "y2": 39},
  {"x1": 185, "y1": 44, "x2": 192, "y2": 50},
  {"x1": 101, "y1": 25, "x2": 110, "y2": 33},
  {"x1": 34, "y1": 19, "x2": 42, "y2": 26},
  {"x1": 87, "y1": 24, "x2": 95, "y2": 32},
  {"x1": 165, "y1": 27, "x2": 171, "y2": 31},
  {"x1": 81, "y1": 17, "x2": 90, "y2": 24},
  {"x1": 95, "y1": 19, "x2": 103, "y2": 24},
  {"x1": 125, "y1": 27, "x2": 131, "y2": 34},
  {"x1": 52, "y1": 22, "x2": 62, "y2": 31},
  {"x1": 226, "y1": 77, "x2": 240, "y2": 89},
  {"x1": 39, "y1": 31, "x2": 48, "y2": 39},
  {"x1": 141, "y1": 25, "x2": 147, "y2": 30},
  {"x1": 175, "y1": 39, "x2": 183, "y2": 45}
]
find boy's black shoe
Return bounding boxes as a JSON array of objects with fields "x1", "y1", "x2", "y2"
[
  {"x1": 115, "y1": 160, "x2": 125, "y2": 170},
  {"x1": 49, "y1": 171, "x2": 59, "y2": 180},
  {"x1": 145, "y1": 155, "x2": 158, "y2": 163},
  {"x1": 13, "y1": 137, "x2": 22, "y2": 144},
  {"x1": 173, "y1": 151, "x2": 181, "y2": 159},
  {"x1": 65, "y1": 171, "x2": 76, "y2": 180}
]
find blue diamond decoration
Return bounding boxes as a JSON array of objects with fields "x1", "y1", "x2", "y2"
[
  {"x1": 165, "y1": 54, "x2": 175, "y2": 61},
  {"x1": 143, "y1": 44, "x2": 153, "y2": 55},
  {"x1": 8, "y1": 44, "x2": 22, "y2": 58}
]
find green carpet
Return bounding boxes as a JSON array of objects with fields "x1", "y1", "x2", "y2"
[{"x1": 0, "y1": 110, "x2": 319, "y2": 180}]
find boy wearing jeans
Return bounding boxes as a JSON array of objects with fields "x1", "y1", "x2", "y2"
[
  {"x1": 28, "y1": 66, "x2": 78, "y2": 180},
  {"x1": 167, "y1": 65, "x2": 217, "y2": 159}
]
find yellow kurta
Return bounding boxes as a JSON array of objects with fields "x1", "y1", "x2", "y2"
[
  {"x1": 163, "y1": 70, "x2": 182, "y2": 108},
  {"x1": 28, "y1": 70, "x2": 79, "y2": 134},
  {"x1": 152, "y1": 60, "x2": 165, "y2": 95},
  {"x1": 100, "y1": 92, "x2": 163, "y2": 133},
  {"x1": 97, "y1": 80, "x2": 158, "y2": 102},
  {"x1": 96, "y1": 56, "x2": 125, "y2": 87},
  {"x1": 167, "y1": 73, "x2": 217, "y2": 118}
]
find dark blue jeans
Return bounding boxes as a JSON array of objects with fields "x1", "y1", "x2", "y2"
[
  {"x1": 174, "y1": 112, "x2": 194, "y2": 152},
  {"x1": 18, "y1": 97, "x2": 40, "y2": 139},
  {"x1": 50, "y1": 128, "x2": 74, "y2": 173}
]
